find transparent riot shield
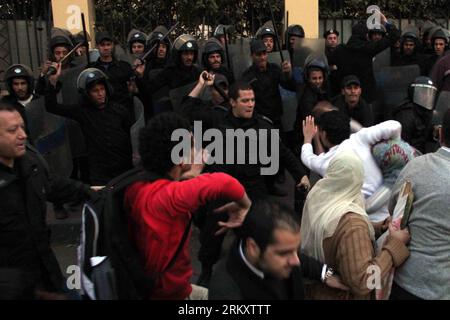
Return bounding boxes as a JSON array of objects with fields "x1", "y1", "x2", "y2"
[
  {"x1": 374, "y1": 65, "x2": 421, "y2": 117},
  {"x1": 130, "y1": 97, "x2": 145, "y2": 167},
  {"x1": 292, "y1": 38, "x2": 326, "y2": 68},
  {"x1": 372, "y1": 47, "x2": 391, "y2": 74},
  {"x1": 432, "y1": 91, "x2": 450, "y2": 125},
  {"x1": 26, "y1": 97, "x2": 73, "y2": 177},
  {"x1": 169, "y1": 81, "x2": 211, "y2": 113},
  {"x1": 267, "y1": 50, "x2": 291, "y2": 65},
  {"x1": 228, "y1": 37, "x2": 252, "y2": 80}
]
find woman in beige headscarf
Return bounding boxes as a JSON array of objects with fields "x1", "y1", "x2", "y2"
[{"x1": 301, "y1": 151, "x2": 410, "y2": 299}]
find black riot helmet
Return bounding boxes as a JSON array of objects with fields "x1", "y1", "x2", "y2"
[
  {"x1": 368, "y1": 24, "x2": 386, "y2": 41},
  {"x1": 285, "y1": 24, "x2": 305, "y2": 41},
  {"x1": 400, "y1": 31, "x2": 419, "y2": 54},
  {"x1": 76, "y1": 68, "x2": 113, "y2": 101},
  {"x1": 172, "y1": 34, "x2": 199, "y2": 66},
  {"x1": 431, "y1": 28, "x2": 450, "y2": 48},
  {"x1": 3, "y1": 64, "x2": 35, "y2": 97},
  {"x1": 3, "y1": 64, "x2": 34, "y2": 96},
  {"x1": 201, "y1": 38, "x2": 224, "y2": 69},
  {"x1": 127, "y1": 29, "x2": 147, "y2": 53},
  {"x1": 304, "y1": 54, "x2": 329, "y2": 82},
  {"x1": 146, "y1": 26, "x2": 172, "y2": 60},
  {"x1": 256, "y1": 25, "x2": 276, "y2": 40},
  {"x1": 408, "y1": 76, "x2": 437, "y2": 111}
]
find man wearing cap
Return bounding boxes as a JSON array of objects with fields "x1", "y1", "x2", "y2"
[
  {"x1": 324, "y1": 29, "x2": 341, "y2": 96},
  {"x1": 422, "y1": 28, "x2": 450, "y2": 76},
  {"x1": 242, "y1": 39, "x2": 295, "y2": 128},
  {"x1": 89, "y1": 31, "x2": 135, "y2": 111},
  {"x1": 332, "y1": 75, "x2": 374, "y2": 128}
]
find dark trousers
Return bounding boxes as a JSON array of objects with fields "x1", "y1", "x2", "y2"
[{"x1": 389, "y1": 282, "x2": 423, "y2": 300}]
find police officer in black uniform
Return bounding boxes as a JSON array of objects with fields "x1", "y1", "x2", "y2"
[
  {"x1": 181, "y1": 78, "x2": 309, "y2": 288},
  {"x1": 89, "y1": 31, "x2": 135, "y2": 111},
  {"x1": 1, "y1": 64, "x2": 38, "y2": 135},
  {"x1": 135, "y1": 34, "x2": 202, "y2": 103},
  {"x1": 44, "y1": 65, "x2": 133, "y2": 185},
  {"x1": 392, "y1": 76, "x2": 438, "y2": 154},
  {"x1": 201, "y1": 37, "x2": 234, "y2": 84}
]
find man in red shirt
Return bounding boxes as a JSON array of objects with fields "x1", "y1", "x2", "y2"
[{"x1": 124, "y1": 112, "x2": 251, "y2": 300}]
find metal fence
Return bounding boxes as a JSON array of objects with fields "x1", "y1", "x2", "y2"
[
  {"x1": 320, "y1": 18, "x2": 450, "y2": 44},
  {"x1": 0, "y1": 0, "x2": 52, "y2": 85}
]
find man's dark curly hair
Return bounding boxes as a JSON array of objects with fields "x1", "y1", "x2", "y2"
[
  {"x1": 316, "y1": 110, "x2": 350, "y2": 146},
  {"x1": 139, "y1": 112, "x2": 191, "y2": 175}
]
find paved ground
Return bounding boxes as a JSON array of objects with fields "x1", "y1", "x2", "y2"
[{"x1": 48, "y1": 170, "x2": 299, "y2": 287}]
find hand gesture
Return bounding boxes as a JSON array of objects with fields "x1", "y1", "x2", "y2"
[
  {"x1": 302, "y1": 116, "x2": 318, "y2": 144},
  {"x1": 296, "y1": 175, "x2": 311, "y2": 192},
  {"x1": 199, "y1": 71, "x2": 214, "y2": 87},
  {"x1": 213, "y1": 193, "x2": 251, "y2": 235},
  {"x1": 134, "y1": 59, "x2": 145, "y2": 78}
]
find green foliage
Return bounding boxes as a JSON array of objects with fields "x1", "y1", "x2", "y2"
[{"x1": 94, "y1": 0, "x2": 284, "y2": 44}]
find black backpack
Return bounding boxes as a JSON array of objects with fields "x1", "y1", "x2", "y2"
[{"x1": 78, "y1": 167, "x2": 191, "y2": 300}]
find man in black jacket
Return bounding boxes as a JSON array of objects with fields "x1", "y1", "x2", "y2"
[
  {"x1": 201, "y1": 37, "x2": 234, "y2": 84},
  {"x1": 392, "y1": 76, "x2": 437, "y2": 153},
  {"x1": 1, "y1": 64, "x2": 38, "y2": 135},
  {"x1": 0, "y1": 103, "x2": 96, "y2": 296},
  {"x1": 45, "y1": 64, "x2": 133, "y2": 185},
  {"x1": 332, "y1": 75, "x2": 374, "y2": 128},
  {"x1": 181, "y1": 79, "x2": 309, "y2": 287},
  {"x1": 89, "y1": 31, "x2": 135, "y2": 111},
  {"x1": 209, "y1": 199, "x2": 347, "y2": 300},
  {"x1": 333, "y1": 13, "x2": 400, "y2": 102}
]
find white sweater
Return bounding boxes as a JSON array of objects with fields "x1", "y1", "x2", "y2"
[{"x1": 301, "y1": 120, "x2": 402, "y2": 198}]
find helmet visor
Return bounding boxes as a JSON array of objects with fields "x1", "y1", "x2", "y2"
[{"x1": 412, "y1": 84, "x2": 437, "y2": 110}]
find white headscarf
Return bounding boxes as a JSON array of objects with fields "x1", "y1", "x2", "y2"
[{"x1": 300, "y1": 150, "x2": 375, "y2": 263}]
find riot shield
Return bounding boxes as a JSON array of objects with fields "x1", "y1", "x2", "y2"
[
  {"x1": 228, "y1": 38, "x2": 252, "y2": 80},
  {"x1": 292, "y1": 38, "x2": 325, "y2": 68},
  {"x1": 372, "y1": 47, "x2": 391, "y2": 74},
  {"x1": 26, "y1": 97, "x2": 73, "y2": 177},
  {"x1": 279, "y1": 87, "x2": 298, "y2": 132},
  {"x1": 374, "y1": 65, "x2": 421, "y2": 117},
  {"x1": 267, "y1": 50, "x2": 290, "y2": 65},
  {"x1": 146, "y1": 68, "x2": 172, "y2": 114},
  {"x1": 432, "y1": 91, "x2": 450, "y2": 125},
  {"x1": 169, "y1": 81, "x2": 211, "y2": 113},
  {"x1": 58, "y1": 65, "x2": 88, "y2": 159},
  {"x1": 130, "y1": 97, "x2": 145, "y2": 167}
]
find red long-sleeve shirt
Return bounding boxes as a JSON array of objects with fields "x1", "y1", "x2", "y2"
[{"x1": 124, "y1": 172, "x2": 245, "y2": 300}]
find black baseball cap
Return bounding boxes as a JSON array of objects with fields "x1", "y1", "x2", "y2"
[
  {"x1": 323, "y1": 29, "x2": 340, "y2": 38},
  {"x1": 214, "y1": 73, "x2": 229, "y2": 89},
  {"x1": 250, "y1": 39, "x2": 267, "y2": 54},
  {"x1": 95, "y1": 31, "x2": 114, "y2": 44},
  {"x1": 341, "y1": 75, "x2": 361, "y2": 88}
]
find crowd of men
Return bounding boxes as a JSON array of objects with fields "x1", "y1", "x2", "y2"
[{"x1": 1, "y1": 8, "x2": 450, "y2": 300}]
